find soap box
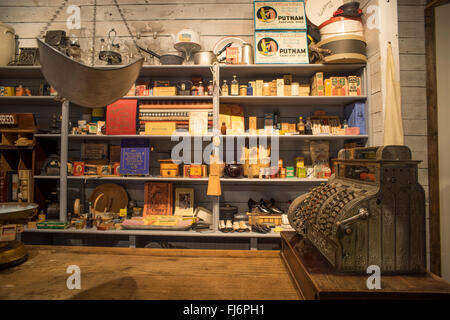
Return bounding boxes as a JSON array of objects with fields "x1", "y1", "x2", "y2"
[
  {"x1": 254, "y1": 1, "x2": 306, "y2": 30},
  {"x1": 120, "y1": 139, "x2": 150, "y2": 175},
  {"x1": 255, "y1": 31, "x2": 309, "y2": 64}
]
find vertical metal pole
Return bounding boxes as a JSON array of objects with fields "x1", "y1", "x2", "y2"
[
  {"x1": 60, "y1": 100, "x2": 69, "y2": 222},
  {"x1": 212, "y1": 63, "x2": 220, "y2": 233}
]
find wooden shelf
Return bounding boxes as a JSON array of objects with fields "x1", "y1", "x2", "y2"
[
  {"x1": 219, "y1": 134, "x2": 368, "y2": 140},
  {"x1": 219, "y1": 63, "x2": 366, "y2": 78},
  {"x1": 34, "y1": 175, "x2": 60, "y2": 179},
  {"x1": 35, "y1": 134, "x2": 61, "y2": 138},
  {"x1": 68, "y1": 134, "x2": 214, "y2": 139},
  {"x1": 23, "y1": 227, "x2": 282, "y2": 238},
  {"x1": 0, "y1": 144, "x2": 34, "y2": 150},
  {"x1": 67, "y1": 176, "x2": 209, "y2": 182},
  {"x1": 0, "y1": 96, "x2": 60, "y2": 105},
  {"x1": 219, "y1": 96, "x2": 367, "y2": 105},
  {"x1": 221, "y1": 178, "x2": 328, "y2": 184}
]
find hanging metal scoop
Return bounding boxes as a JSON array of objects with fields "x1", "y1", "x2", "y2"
[{"x1": 37, "y1": 38, "x2": 143, "y2": 108}]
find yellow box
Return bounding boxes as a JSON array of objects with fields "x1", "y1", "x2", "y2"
[
  {"x1": 153, "y1": 86, "x2": 177, "y2": 96},
  {"x1": 144, "y1": 122, "x2": 176, "y2": 135},
  {"x1": 255, "y1": 80, "x2": 264, "y2": 96},
  {"x1": 249, "y1": 116, "x2": 257, "y2": 133},
  {"x1": 325, "y1": 79, "x2": 332, "y2": 96}
]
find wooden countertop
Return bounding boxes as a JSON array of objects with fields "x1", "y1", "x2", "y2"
[
  {"x1": 281, "y1": 232, "x2": 450, "y2": 299},
  {"x1": 0, "y1": 245, "x2": 300, "y2": 300}
]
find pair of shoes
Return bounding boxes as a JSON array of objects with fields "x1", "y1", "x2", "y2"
[
  {"x1": 248, "y1": 198, "x2": 284, "y2": 215},
  {"x1": 251, "y1": 223, "x2": 271, "y2": 234},
  {"x1": 232, "y1": 221, "x2": 251, "y2": 232},
  {"x1": 219, "y1": 220, "x2": 233, "y2": 232}
]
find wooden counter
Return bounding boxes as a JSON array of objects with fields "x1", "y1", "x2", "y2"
[
  {"x1": 281, "y1": 231, "x2": 450, "y2": 299},
  {"x1": 0, "y1": 245, "x2": 300, "y2": 300}
]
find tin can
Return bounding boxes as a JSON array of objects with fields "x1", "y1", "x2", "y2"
[
  {"x1": 239, "y1": 85, "x2": 247, "y2": 96},
  {"x1": 240, "y1": 43, "x2": 254, "y2": 64}
]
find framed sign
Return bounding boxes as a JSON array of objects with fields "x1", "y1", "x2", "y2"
[{"x1": 174, "y1": 188, "x2": 194, "y2": 217}]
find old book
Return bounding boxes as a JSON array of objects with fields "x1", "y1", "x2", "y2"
[
  {"x1": 144, "y1": 182, "x2": 173, "y2": 216},
  {"x1": 106, "y1": 99, "x2": 137, "y2": 135}
]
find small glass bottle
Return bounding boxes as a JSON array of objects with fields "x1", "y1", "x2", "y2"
[
  {"x1": 230, "y1": 75, "x2": 239, "y2": 96},
  {"x1": 247, "y1": 82, "x2": 253, "y2": 96},
  {"x1": 198, "y1": 81, "x2": 205, "y2": 96},
  {"x1": 191, "y1": 83, "x2": 198, "y2": 96},
  {"x1": 207, "y1": 80, "x2": 214, "y2": 96},
  {"x1": 342, "y1": 119, "x2": 349, "y2": 129},
  {"x1": 221, "y1": 80, "x2": 229, "y2": 96},
  {"x1": 297, "y1": 116, "x2": 305, "y2": 134},
  {"x1": 305, "y1": 118, "x2": 313, "y2": 135}
]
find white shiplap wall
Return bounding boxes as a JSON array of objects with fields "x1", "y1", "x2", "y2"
[
  {"x1": 0, "y1": 0, "x2": 255, "y2": 55},
  {"x1": 397, "y1": 0, "x2": 430, "y2": 266}
]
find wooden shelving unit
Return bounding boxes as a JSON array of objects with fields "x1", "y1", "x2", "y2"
[{"x1": 1, "y1": 63, "x2": 368, "y2": 247}]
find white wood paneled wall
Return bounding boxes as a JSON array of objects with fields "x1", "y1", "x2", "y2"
[{"x1": 0, "y1": 0, "x2": 255, "y2": 54}]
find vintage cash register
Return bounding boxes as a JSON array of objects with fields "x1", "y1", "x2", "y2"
[{"x1": 288, "y1": 145, "x2": 426, "y2": 273}]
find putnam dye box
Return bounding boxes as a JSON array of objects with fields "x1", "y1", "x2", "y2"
[
  {"x1": 255, "y1": 31, "x2": 309, "y2": 64},
  {"x1": 254, "y1": 1, "x2": 306, "y2": 31}
]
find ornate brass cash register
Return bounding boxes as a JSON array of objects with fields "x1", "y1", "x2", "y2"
[{"x1": 288, "y1": 145, "x2": 426, "y2": 273}]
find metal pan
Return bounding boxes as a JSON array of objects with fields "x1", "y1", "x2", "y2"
[
  {"x1": 137, "y1": 45, "x2": 184, "y2": 65},
  {"x1": 194, "y1": 42, "x2": 232, "y2": 65}
]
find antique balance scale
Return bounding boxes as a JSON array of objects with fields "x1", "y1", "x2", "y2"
[{"x1": 0, "y1": 0, "x2": 144, "y2": 268}]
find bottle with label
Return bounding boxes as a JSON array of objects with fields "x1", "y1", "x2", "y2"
[
  {"x1": 198, "y1": 81, "x2": 205, "y2": 96},
  {"x1": 305, "y1": 118, "x2": 313, "y2": 135},
  {"x1": 247, "y1": 82, "x2": 253, "y2": 96},
  {"x1": 86, "y1": 202, "x2": 93, "y2": 229},
  {"x1": 297, "y1": 116, "x2": 305, "y2": 134},
  {"x1": 191, "y1": 83, "x2": 198, "y2": 96},
  {"x1": 221, "y1": 80, "x2": 229, "y2": 96},
  {"x1": 207, "y1": 80, "x2": 214, "y2": 96},
  {"x1": 342, "y1": 119, "x2": 349, "y2": 129},
  {"x1": 230, "y1": 75, "x2": 239, "y2": 96}
]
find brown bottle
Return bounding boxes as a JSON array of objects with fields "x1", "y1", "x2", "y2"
[{"x1": 221, "y1": 122, "x2": 227, "y2": 135}]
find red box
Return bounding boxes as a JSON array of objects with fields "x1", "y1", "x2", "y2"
[
  {"x1": 345, "y1": 127, "x2": 360, "y2": 135},
  {"x1": 106, "y1": 99, "x2": 137, "y2": 135},
  {"x1": 73, "y1": 162, "x2": 85, "y2": 176}
]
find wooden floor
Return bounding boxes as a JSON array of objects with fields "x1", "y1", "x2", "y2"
[{"x1": 0, "y1": 245, "x2": 300, "y2": 300}]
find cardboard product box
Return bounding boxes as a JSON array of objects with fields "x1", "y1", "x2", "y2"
[
  {"x1": 299, "y1": 83, "x2": 310, "y2": 96},
  {"x1": 276, "y1": 78, "x2": 284, "y2": 96},
  {"x1": 106, "y1": 99, "x2": 137, "y2": 135},
  {"x1": 73, "y1": 161, "x2": 85, "y2": 176},
  {"x1": 144, "y1": 122, "x2": 177, "y2": 135},
  {"x1": 348, "y1": 76, "x2": 362, "y2": 96},
  {"x1": 153, "y1": 86, "x2": 177, "y2": 96},
  {"x1": 120, "y1": 139, "x2": 150, "y2": 175},
  {"x1": 331, "y1": 77, "x2": 348, "y2": 96},
  {"x1": 255, "y1": 31, "x2": 309, "y2": 64},
  {"x1": 325, "y1": 79, "x2": 332, "y2": 96},
  {"x1": 255, "y1": 80, "x2": 264, "y2": 97},
  {"x1": 311, "y1": 72, "x2": 324, "y2": 96},
  {"x1": 254, "y1": 1, "x2": 306, "y2": 30},
  {"x1": 81, "y1": 143, "x2": 108, "y2": 160},
  {"x1": 226, "y1": 47, "x2": 239, "y2": 64},
  {"x1": 249, "y1": 116, "x2": 257, "y2": 133}
]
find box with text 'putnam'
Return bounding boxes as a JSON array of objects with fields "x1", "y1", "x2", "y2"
[
  {"x1": 255, "y1": 31, "x2": 309, "y2": 64},
  {"x1": 254, "y1": 1, "x2": 307, "y2": 31}
]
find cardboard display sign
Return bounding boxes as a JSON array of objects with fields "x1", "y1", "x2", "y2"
[{"x1": 254, "y1": 1, "x2": 307, "y2": 30}]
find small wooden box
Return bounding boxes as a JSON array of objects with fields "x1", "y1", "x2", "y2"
[
  {"x1": 153, "y1": 86, "x2": 177, "y2": 96},
  {"x1": 159, "y1": 159, "x2": 179, "y2": 177}
]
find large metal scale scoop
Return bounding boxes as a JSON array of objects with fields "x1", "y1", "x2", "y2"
[
  {"x1": 37, "y1": 39, "x2": 143, "y2": 108},
  {"x1": 0, "y1": 203, "x2": 38, "y2": 269}
]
